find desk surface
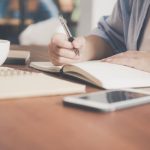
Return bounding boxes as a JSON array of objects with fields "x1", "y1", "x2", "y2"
[{"x1": 0, "y1": 45, "x2": 150, "y2": 150}]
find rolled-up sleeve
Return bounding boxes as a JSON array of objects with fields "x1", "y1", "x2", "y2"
[{"x1": 91, "y1": 0, "x2": 126, "y2": 54}]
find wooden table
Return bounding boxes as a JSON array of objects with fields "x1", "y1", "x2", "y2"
[{"x1": 0, "y1": 45, "x2": 150, "y2": 150}]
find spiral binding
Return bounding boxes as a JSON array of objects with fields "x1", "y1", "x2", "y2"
[{"x1": 0, "y1": 67, "x2": 32, "y2": 77}]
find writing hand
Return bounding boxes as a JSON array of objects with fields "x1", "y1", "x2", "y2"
[{"x1": 49, "y1": 33, "x2": 86, "y2": 66}]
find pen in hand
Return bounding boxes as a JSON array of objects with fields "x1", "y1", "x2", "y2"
[{"x1": 59, "y1": 15, "x2": 79, "y2": 56}]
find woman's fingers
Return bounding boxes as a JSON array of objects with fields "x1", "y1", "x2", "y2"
[
  {"x1": 72, "y1": 36, "x2": 86, "y2": 49},
  {"x1": 52, "y1": 34, "x2": 73, "y2": 49},
  {"x1": 49, "y1": 34, "x2": 86, "y2": 65},
  {"x1": 53, "y1": 48, "x2": 80, "y2": 60},
  {"x1": 51, "y1": 53, "x2": 81, "y2": 66}
]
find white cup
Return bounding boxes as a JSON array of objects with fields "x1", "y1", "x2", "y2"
[{"x1": 0, "y1": 40, "x2": 10, "y2": 65}]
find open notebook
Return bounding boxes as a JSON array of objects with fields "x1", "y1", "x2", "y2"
[
  {"x1": 0, "y1": 67, "x2": 85, "y2": 99},
  {"x1": 30, "y1": 61, "x2": 150, "y2": 89}
]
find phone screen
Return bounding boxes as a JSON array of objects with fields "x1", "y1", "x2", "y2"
[{"x1": 79, "y1": 91, "x2": 148, "y2": 104}]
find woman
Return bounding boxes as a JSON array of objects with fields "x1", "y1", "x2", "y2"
[{"x1": 49, "y1": 0, "x2": 150, "y2": 73}]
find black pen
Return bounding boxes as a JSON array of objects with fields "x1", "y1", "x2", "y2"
[{"x1": 59, "y1": 15, "x2": 79, "y2": 55}]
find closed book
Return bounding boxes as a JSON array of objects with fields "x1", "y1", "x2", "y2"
[{"x1": 4, "y1": 50, "x2": 30, "y2": 65}]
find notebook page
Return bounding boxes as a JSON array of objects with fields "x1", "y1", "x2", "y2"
[
  {"x1": 72, "y1": 61, "x2": 150, "y2": 89},
  {"x1": 30, "y1": 62, "x2": 62, "y2": 73},
  {"x1": 0, "y1": 67, "x2": 85, "y2": 99}
]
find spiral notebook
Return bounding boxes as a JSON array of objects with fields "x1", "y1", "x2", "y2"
[{"x1": 0, "y1": 67, "x2": 85, "y2": 99}]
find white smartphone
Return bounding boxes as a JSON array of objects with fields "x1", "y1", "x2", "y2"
[{"x1": 63, "y1": 90, "x2": 150, "y2": 112}]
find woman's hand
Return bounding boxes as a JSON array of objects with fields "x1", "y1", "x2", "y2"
[
  {"x1": 49, "y1": 33, "x2": 86, "y2": 66},
  {"x1": 102, "y1": 51, "x2": 150, "y2": 73}
]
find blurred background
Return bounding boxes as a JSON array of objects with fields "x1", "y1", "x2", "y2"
[{"x1": 0, "y1": 0, "x2": 116, "y2": 45}]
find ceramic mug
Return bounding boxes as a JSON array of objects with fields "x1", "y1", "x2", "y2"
[{"x1": 0, "y1": 40, "x2": 10, "y2": 65}]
